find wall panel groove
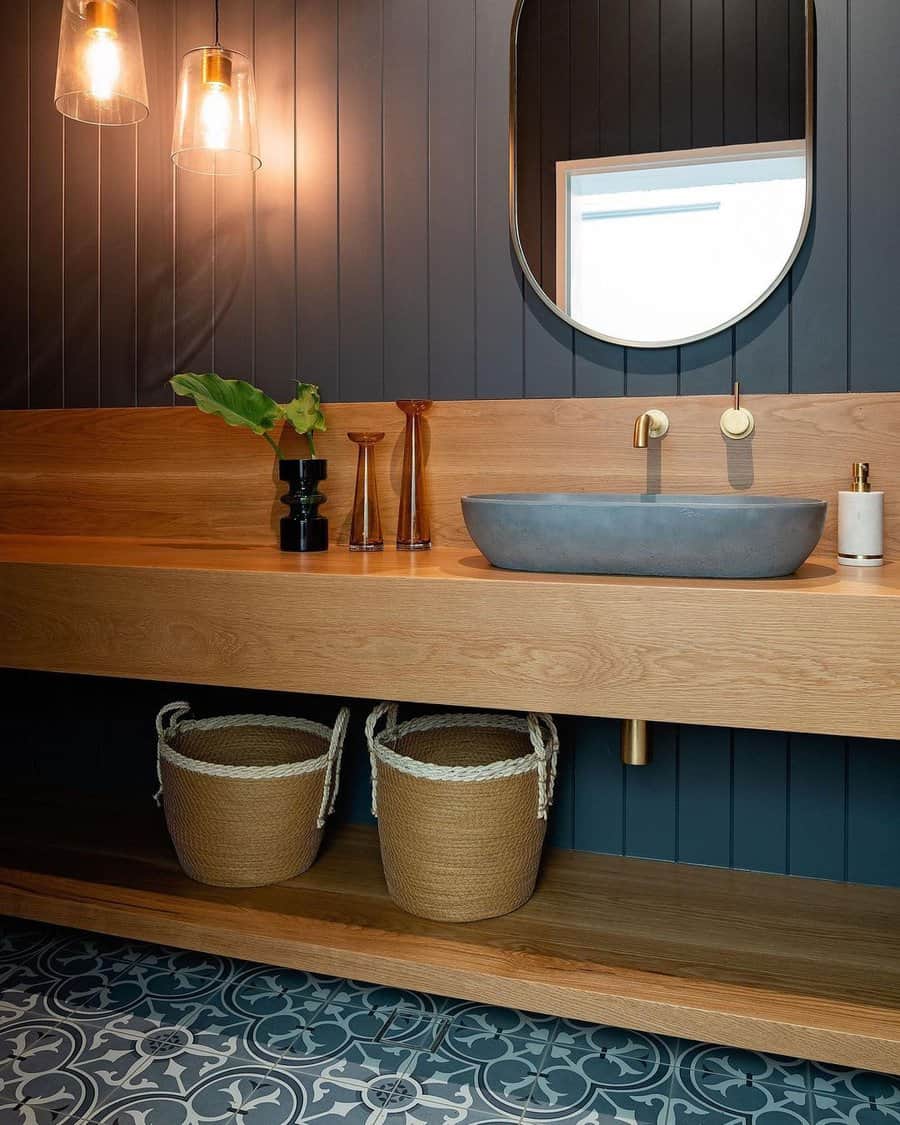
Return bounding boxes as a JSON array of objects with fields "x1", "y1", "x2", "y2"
[{"x1": 2, "y1": 0, "x2": 898, "y2": 887}]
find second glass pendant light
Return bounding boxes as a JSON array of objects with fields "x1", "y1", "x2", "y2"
[
  {"x1": 55, "y1": 0, "x2": 149, "y2": 125},
  {"x1": 172, "y1": 0, "x2": 261, "y2": 175}
]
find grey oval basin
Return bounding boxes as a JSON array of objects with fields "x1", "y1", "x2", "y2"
[{"x1": 461, "y1": 493, "x2": 827, "y2": 579}]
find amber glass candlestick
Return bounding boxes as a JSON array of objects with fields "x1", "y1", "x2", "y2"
[
  {"x1": 396, "y1": 399, "x2": 432, "y2": 550},
  {"x1": 348, "y1": 431, "x2": 384, "y2": 551}
]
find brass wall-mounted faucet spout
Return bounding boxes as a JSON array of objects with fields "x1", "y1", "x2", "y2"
[{"x1": 632, "y1": 409, "x2": 669, "y2": 448}]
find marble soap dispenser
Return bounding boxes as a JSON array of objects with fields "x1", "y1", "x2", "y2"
[{"x1": 838, "y1": 462, "x2": 884, "y2": 567}]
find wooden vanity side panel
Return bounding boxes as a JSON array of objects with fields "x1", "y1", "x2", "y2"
[
  {"x1": 2, "y1": 555, "x2": 899, "y2": 740},
  {"x1": 1, "y1": 394, "x2": 899, "y2": 554}
]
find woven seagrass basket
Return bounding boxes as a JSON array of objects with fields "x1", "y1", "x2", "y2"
[
  {"x1": 365, "y1": 703, "x2": 559, "y2": 922},
  {"x1": 155, "y1": 701, "x2": 350, "y2": 888}
]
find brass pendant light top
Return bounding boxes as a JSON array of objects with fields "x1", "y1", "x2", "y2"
[{"x1": 54, "y1": 0, "x2": 149, "y2": 126}]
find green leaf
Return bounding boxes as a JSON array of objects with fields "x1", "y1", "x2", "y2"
[
  {"x1": 281, "y1": 382, "x2": 327, "y2": 437},
  {"x1": 170, "y1": 373, "x2": 282, "y2": 438}
]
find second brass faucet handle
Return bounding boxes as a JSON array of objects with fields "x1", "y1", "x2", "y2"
[{"x1": 720, "y1": 380, "x2": 755, "y2": 440}]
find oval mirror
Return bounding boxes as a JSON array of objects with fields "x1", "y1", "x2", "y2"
[{"x1": 511, "y1": 0, "x2": 814, "y2": 348}]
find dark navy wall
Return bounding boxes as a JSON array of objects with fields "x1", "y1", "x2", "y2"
[{"x1": 1, "y1": 0, "x2": 898, "y2": 886}]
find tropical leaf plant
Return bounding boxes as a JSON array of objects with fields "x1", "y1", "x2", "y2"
[
  {"x1": 281, "y1": 381, "x2": 327, "y2": 457},
  {"x1": 170, "y1": 373, "x2": 329, "y2": 459},
  {"x1": 170, "y1": 373, "x2": 284, "y2": 455}
]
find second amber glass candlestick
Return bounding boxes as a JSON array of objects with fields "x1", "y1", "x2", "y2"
[
  {"x1": 396, "y1": 399, "x2": 432, "y2": 550},
  {"x1": 348, "y1": 431, "x2": 384, "y2": 552}
]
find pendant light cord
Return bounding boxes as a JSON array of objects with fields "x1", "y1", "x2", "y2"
[{"x1": 214, "y1": 0, "x2": 220, "y2": 46}]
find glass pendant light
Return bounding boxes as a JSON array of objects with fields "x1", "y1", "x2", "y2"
[
  {"x1": 55, "y1": 0, "x2": 149, "y2": 125},
  {"x1": 171, "y1": 0, "x2": 261, "y2": 175}
]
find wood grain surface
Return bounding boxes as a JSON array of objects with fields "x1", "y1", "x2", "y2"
[
  {"x1": 1, "y1": 537, "x2": 898, "y2": 739},
  {"x1": 2, "y1": 394, "x2": 899, "y2": 553},
  {"x1": 0, "y1": 799, "x2": 897, "y2": 1074}
]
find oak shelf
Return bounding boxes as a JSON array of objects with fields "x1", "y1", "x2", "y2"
[
  {"x1": 0, "y1": 794, "x2": 898, "y2": 1074},
  {"x1": 2, "y1": 534, "x2": 900, "y2": 739}
]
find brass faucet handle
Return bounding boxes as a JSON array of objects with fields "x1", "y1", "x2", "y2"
[{"x1": 720, "y1": 380, "x2": 755, "y2": 440}]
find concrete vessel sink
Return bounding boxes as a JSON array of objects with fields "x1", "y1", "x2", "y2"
[{"x1": 461, "y1": 493, "x2": 827, "y2": 579}]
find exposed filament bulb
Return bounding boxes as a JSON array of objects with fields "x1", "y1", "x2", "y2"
[{"x1": 85, "y1": 28, "x2": 120, "y2": 101}]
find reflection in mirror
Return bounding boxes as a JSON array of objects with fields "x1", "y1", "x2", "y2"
[{"x1": 512, "y1": 0, "x2": 813, "y2": 349}]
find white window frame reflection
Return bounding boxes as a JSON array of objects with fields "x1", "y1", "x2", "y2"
[{"x1": 555, "y1": 140, "x2": 810, "y2": 349}]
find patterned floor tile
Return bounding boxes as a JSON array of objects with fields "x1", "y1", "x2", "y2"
[
  {"x1": 328, "y1": 981, "x2": 445, "y2": 1020},
  {"x1": 810, "y1": 1091, "x2": 900, "y2": 1125},
  {"x1": 395, "y1": 1024, "x2": 550, "y2": 1122},
  {"x1": 274, "y1": 1039, "x2": 419, "y2": 1124},
  {"x1": 677, "y1": 1043, "x2": 809, "y2": 1092},
  {"x1": 669, "y1": 1062, "x2": 811, "y2": 1125},
  {"x1": 554, "y1": 1021, "x2": 677, "y2": 1067},
  {"x1": 527, "y1": 1040, "x2": 671, "y2": 1125},
  {"x1": 442, "y1": 1003, "x2": 559, "y2": 1045},
  {"x1": 275, "y1": 1004, "x2": 398, "y2": 1070},
  {"x1": 0, "y1": 1021, "x2": 107, "y2": 1125},
  {"x1": 91, "y1": 1063, "x2": 274, "y2": 1125},
  {"x1": 809, "y1": 1066, "x2": 900, "y2": 1106},
  {"x1": 231, "y1": 968, "x2": 340, "y2": 1007}
]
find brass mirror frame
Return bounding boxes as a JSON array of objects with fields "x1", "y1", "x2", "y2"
[{"x1": 508, "y1": 0, "x2": 816, "y2": 350}]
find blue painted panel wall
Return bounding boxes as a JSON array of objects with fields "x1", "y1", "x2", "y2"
[{"x1": 1, "y1": 0, "x2": 898, "y2": 886}]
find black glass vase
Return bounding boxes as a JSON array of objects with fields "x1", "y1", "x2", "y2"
[{"x1": 279, "y1": 459, "x2": 328, "y2": 552}]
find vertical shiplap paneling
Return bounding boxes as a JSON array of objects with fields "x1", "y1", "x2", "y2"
[
  {"x1": 660, "y1": 0, "x2": 691, "y2": 152},
  {"x1": 691, "y1": 0, "x2": 724, "y2": 148},
  {"x1": 514, "y1": 0, "x2": 541, "y2": 283},
  {"x1": 523, "y1": 0, "x2": 575, "y2": 398},
  {"x1": 756, "y1": 0, "x2": 790, "y2": 142},
  {"x1": 788, "y1": 734, "x2": 847, "y2": 881},
  {"x1": 0, "y1": 0, "x2": 28, "y2": 409},
  {"x1": 173, "y1": 1, "x2": 215, "y2": 384},
  {"x1": 846, "y1": 739, "x2": 900, "y2": 887},
  {"x1": 624, "y1": 724, "x2": 678, "y2": 860},
  {"x1": 677, "y1": 728, "x2": 732, "y2": 867},
  {"x1": 135, "y1": 0, "x2": 175, "y2": 407},
  {"x1": 99, "y1": 127, "x2": 136, "y2": 407},
  {"x1": 382, "y1": 0, "x2": 430, "y2": 400},
  {"x1": 572, "y1": 718, "x2": 625, "y2": 854},
  {"x1": 62, "y1": 116, "x2": 99, "y2": 407},
  {"x1": 296, "y1": 0, "x2": 339, "y2": 402},
  {"x1": 428, "y1": 0, "x2": 476, "y2": 400},
  {"x1": 28, "y1": 0, "x2": 65, "y2": 409},
  {"x1": 791, "y1": 0, "x2": 848, "y2": 394},
  {"x1": 848, "y1": 0, "x2": 900, "y2": 392},
  {"x1": 732, "y1": 728, "x2": 788, "y2": 874},
  {"x1": 253, "y1": 0, "x2": 298, "y2": 402},
  {"x1": 723, "y1": 0, "x2": 756, "y2": 144},
  {"x1": 628, "y1": 0, "x2": 659, "y2": 154},
  {"x1": 213, "y1": 0, "x2": 255, "y2": 382},
  {"x1": 475, "y1": 0, "x2": 524, "y2": 397},
  {"x1": 337, "y1": 0, "x2": 384, "y2": 401}
]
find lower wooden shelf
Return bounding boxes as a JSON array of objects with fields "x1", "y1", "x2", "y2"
[{"x1": 0, "y1": 795, "x2": 898, "y2": 1073}]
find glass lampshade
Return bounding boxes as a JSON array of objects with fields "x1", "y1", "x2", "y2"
[
  {"x1": 55, "y1": 0, "x2": 149, "y2": 126},
  {"x1": 172, "y1": 46, "x2": 261, "y2": 175}
]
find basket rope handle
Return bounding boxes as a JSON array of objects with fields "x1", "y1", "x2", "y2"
[
  {"x1": 364, "y1": 702, "x2": 400, "y2": 817},
  {"x1": 527, "y1": 712, "x2": 560, "y2": 819},
  {"x1": 154, "y1": 701, "x2": 192, "y2": 804},
  {"x1": 317, "y1": 706, "x2": 352, "y2": 828}
]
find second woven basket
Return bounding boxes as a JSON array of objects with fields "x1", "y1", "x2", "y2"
[{"x1": 365, "y1": 703, "x2": 559, "y2": 922}]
